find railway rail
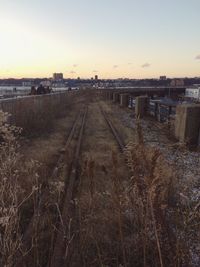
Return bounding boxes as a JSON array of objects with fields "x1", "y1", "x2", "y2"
[
  {"x1": 99, "y1": 105, "x2": 125, "y2": 151},
  {"x1": 17, "y1": 102, "x2": 126, "y2": 267},
  {"x1": 15, "y1": 108, "x2": 86, "y2": 267},
  {"x1": 49, "y1": 106, "x2": 88, "y2": 267},
  {"x1": 99, "y1": 102, "x2": 179, "y2": 267},
  {"x1": 49, "y1": 104, "x2": 127, "y2": 267}
]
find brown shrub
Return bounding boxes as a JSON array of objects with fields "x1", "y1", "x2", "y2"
[{"x1": 0, "y1": 111, "x2": 40, "y2": 267}]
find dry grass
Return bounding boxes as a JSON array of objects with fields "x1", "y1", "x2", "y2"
[
  {"x1": 0, "y1": 111, "x2": 40, "y2": 267},
  {"x1": 70, "y1": 105, "x2": 200, "y2": 267},
  {"x1": 0, "y1": 94, "x2": 199, "y2": 267},
  {"x1": 13, "y1": 92, "x2": 92, "y2": 266},
  {"x1": 0, "y1": 97, "x2": 81, "y2": 266},
  {"x1": 125, "y1": 120, "x2": 177, "y2": 266}
]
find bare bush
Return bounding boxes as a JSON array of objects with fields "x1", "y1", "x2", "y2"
[
  {"x1": 76, "y1": 118, "x2": 199, "y2": 267},
  {"x1": 124, "y1": 120, "x2": 200, "y2": 266},
  {"x1": 0, "y1": 111, "x2": 39, "y2": 267}
]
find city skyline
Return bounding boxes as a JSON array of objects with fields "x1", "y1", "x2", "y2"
[{"x1": 0, "y1": 0, "x2": 200, "y2": 79}]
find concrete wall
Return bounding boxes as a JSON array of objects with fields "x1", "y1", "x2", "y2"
[
  {"x1": 113, "y1": 93, "x2": 120, "y2": 103},
  {"x1": 175, "y1": 104, "x2": 200, "y2": 145},
  {"x1": 135, "y1": 96, "x2": 149, "y2": 118},
  {"x1": 108, "y1": 91, "x2": 113, "y2": 101},
  {"x1": 0, "y1": 91, "x2": 74, "y2": 135},
  {"x1": 120, "y1": 94, "x2": 129, "y2": 107}
]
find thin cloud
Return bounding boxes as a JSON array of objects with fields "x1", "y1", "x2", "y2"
[
  {"x1": 195, "y1": 55, "x2": 200, "y2": 60},
  {"x1": 113, "y1": 65, "x2": 119, "y2": 69},
  {"x1": 70, "y1": 71, "x2": 76, "y2": 74},
  {"x1": 128, "y1": 62, "x2": 132, "y2": 65},
  {"x1": 92, "y1": 70, "x2": 98, "y2": 73},
  {"x1": 73, "y1": 64, "x2": 78, "y2": 67},
  {"x1": 141, "y1": 63, "x2": 151, "y2": 68}
]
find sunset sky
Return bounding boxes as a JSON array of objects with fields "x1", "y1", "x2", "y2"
[{"x1": 0, "y1": 0, "x2": 200, "y2": 79}]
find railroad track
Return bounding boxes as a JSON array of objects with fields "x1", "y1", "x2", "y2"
[
  {"x1": 17, "y1": 103, "x2": 125, "y2": 267},
  {"x1": 49, "y1": 104, "x2": 126, "y2": 267},
  {"x1": 99, "y1": 105, "x2": 125, "y2": 151},
  {"x1": 49, "y1": 106, "x2": 88, "y2": 267},
  {"x1": 15, "y1": 108, "x2": 86, "y2": 267},
  {"x1": 101, "y1": 104, "x2": 178, "y2": 259}
]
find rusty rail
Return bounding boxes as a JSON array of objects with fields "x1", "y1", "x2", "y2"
[
  {"x1": 15, "y1": 111, "x2": 82, "y2": 267},
  {"x1": 100, "y1": 106, "x2": 125, "y2": 152},
  {"x1": 49, "y1": 106, "x2": 88, "y2": 267}
]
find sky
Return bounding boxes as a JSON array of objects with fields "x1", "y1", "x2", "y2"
[{"x1": 0, "y1": 0, "x2": 200, "y2": 79}]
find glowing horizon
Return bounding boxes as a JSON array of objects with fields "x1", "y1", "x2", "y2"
[{"x1": 0, "y1": 0, "x2": 200, "y2": 79}]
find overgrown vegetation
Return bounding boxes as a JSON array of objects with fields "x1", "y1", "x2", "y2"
[
  {"x1": 75, "y1": 119, "x2": 200, "y2": 267},
  {"x1": 0, "y1": 95, "x2": 199, "y2": 266},
  {"x1": 0, "y1": 109, "x2": 67, "y2": 267},
  {"x1": 0, "y1": 111, "x2": 40, "y2": 266}
]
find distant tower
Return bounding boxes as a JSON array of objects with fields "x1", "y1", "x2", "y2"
[
  {"x1": 160, "y1": 76, "x2": 167, "y2": 80},
  {"x1": 53, "y1": 73, "x2": 63, "y2": 81},
  {"x1": 95, "y1": 75, "x2": 98, "y2": 81}
]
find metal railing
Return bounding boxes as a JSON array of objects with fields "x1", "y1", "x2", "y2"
[{"x1": 148, "y1": 99, "x2": 178, "y2": 122}]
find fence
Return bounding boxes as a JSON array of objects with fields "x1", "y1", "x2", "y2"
[{"x1": 148, "y1": 99, "x2": 178, "y2": 123}]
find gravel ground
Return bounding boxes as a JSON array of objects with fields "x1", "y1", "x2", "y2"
[
  {"x1": 121, "y1": 113, "x2": 200, "y2": 199},
  {"x1": 100, "y1": 102, "x2": 200, "y2": 265},
  {"x1": 118, "y1": 110, "x2": 200, "y2": 266},
  {"x1": 104, "y1": 102, "x2": 200, "y2": 202}
]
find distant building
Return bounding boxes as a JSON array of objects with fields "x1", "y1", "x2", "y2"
[
  {"x1": 185, "y1": 86, "x2": 200, "y2": 100},
  {"x1": 41, "y1": 80, "x2": 51, "y2": 87},
  {"x1": 22, "y1": 81, "x2": 33, "y2": 87},
  {"x1": 160, "y1": 76, "x2": 167, "y2": 80},
  {"x1": 53, "y1": 73, "x2": 63, "y2": 81},
  {"x1": 170, "y1": 79, "x2": 184, "y2": 87},
  {"x1": 95, "y1": 75, "x2": 98, "y2": 80}
]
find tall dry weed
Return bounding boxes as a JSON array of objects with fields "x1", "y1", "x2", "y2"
[
  {"x1": 125, "y1": 119, "x2": 199, "y2": 266},
  {"x1": 46, "y1": 113, "x2": 199, "y2": 267},
  {"x1": 0, "y1": 110, "x2": 40, "y2": 267}
]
